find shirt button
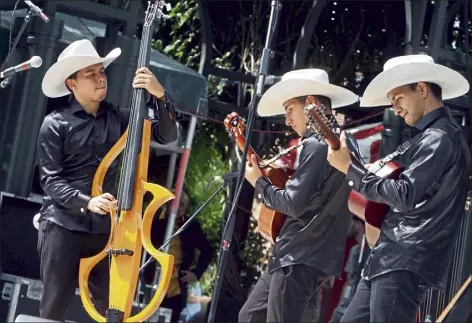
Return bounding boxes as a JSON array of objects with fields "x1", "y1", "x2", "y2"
[
  {"x1": 257, "y1": 194, "x2": 262, "y2": 199},
  {"x1": 348, "y1": 180, "x2": 354, "y2": 187},
  {"x1": 80, "y1": 208, "x2": 85, "y2": 213}
]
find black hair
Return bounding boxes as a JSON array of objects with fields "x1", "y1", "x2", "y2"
[
  {"x1": 65, "y1": 71, "x2": 78, "y2": 92},
  {"x1": 406, "y1": 82, "x2": 442, "y2": 100}
]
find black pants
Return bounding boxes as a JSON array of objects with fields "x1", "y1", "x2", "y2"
[
  {"x1": 238, "y1": 264, "x2": 325, "y2": 322},
  {"x1": 161, "y1": 293, "x2": 186, "y2": 322},
  {"x1": 37, "y1": 220, "x2": 109, "y2": 321},
  {"x1": 340, "y1": 270, "x2": 427, "y2": 323}
]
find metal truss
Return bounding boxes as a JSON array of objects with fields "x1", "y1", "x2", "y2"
[{"x1": 407, "y1": 0, "x2": 472, "y2": 113}]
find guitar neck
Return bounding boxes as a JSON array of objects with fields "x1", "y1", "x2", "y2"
[
  {"x1": 324, "y1": 131, "x2": 341, "y2": 151},
  {"x1": 324, "y1": 129, "x2": 366, "y2": 165},
  {"x1": 233, "y1": 135, "x2": 276, "y2": 176},
  {"x1": 234, "y1": 136, "x2": 259, "y2": 162}
]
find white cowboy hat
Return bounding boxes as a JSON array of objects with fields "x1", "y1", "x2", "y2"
[
  {"x1": 257, "y1": 69, "x2": 359, "y2": 117},
  {"x1": 360, "y1": 54, "x2": 470, "y2": 107},
  {"x1": 42, "y1": 39, "x2": 121, "y2": 98}
]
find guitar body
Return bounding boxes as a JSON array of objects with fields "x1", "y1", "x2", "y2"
[
  {"x1": 348, "y1": 160, "x2": 405, "y2": 229},
  {"x1": 258, "y1": 167, "x2": 288, "y2": 244}
]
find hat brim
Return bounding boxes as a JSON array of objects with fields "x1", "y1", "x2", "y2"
[
  {"x1": 360, "y1": 62, "x2": 470, "y2": 107},
  {"x1": 42, "y1": 47, "x2": 121, "y2": 98},
  {"x1": 257, "y1": 78, "x2": 359, "y2": 117}
]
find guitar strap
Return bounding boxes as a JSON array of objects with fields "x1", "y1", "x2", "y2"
[
  {"x1": 370, "y1": 133, "x2": 423, "y2": 174},
  {"x1": 258, "y1": 138, "x2": 307, "y2": 168}
]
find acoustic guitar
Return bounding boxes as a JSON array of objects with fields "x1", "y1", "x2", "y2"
[
  {"x1": 303, "y1": 96, "x2": 403, "y2": 247},
  {"x1": 224, "y1": 112, "x2": 290, "y2": 244}
]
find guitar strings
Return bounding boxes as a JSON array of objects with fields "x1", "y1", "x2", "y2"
[{"x1": 107, "y1": 5, "x2": 154, "y2": 315}]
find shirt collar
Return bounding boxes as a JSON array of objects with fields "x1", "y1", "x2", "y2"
[
  {"x1": 303, "y1": 127, "x2": 314, "y2": 139},
  {"x1": 70, "y1": 98, "x2": 110, "y2": 117},
  {"x1": 413, "y1": 106, "x2": 448, "y2": 131}
]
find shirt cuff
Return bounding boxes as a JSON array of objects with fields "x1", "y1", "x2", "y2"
[
  {"x1": 76, "y1": 192, "x2": 92, "y2": 215},
  {"x1": 255, "y1": 176, "x2": 272, "y2": 195},
  {"x1": 346, "y1": 161, "x2": 368, "y2": 192}
]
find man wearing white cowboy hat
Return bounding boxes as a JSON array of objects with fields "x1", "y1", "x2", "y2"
[
  {"x1": 327, "y1": 54, "x2": 471, "y2": 322},
  {"x1": 36, "y1": 39, "x2": 177, "y2": 321},
  {"x1": 240, "y1": 68, "x2": 359, "y2": 322}
]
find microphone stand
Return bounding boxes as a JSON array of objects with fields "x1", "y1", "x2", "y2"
[
  {"x1": 139, "y1": 179, "x2": 229, "y2": 273},
  {"x1": 1, "y1": 8, "x2": 36, "y2": 89},
  {"x1": 206, "y1": 1, "x2": 282, "y2": 322}
]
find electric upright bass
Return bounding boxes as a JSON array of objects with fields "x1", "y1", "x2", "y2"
[{"x1": 77, "y1": 1, "x2": 175, "y2": 322}]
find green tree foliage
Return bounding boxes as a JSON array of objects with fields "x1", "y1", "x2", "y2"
[
  {"x1": 184, "y1": 121, "x2": 230, "y2": 248},
  {"x1": 149, "y1": 0, "x2": 237, "y2": 293},
  {"x1": 144, "y1": 0, "x2": 472, "y2": 295}
]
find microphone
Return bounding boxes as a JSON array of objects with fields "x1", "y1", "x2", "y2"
[
  {"x1": 214, "y1": 172, "x2": 240, "y2": 181},
  {"x1": 0, "y1": 56, "x2": 42, "y2": 79},
  {"x1": 24, "y1": 0, "x2": 50, "y2": 23}
]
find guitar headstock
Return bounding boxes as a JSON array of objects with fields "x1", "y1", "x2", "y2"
[
  {"x1": 224, "y1": 112, "x2": 246, "y2": 139},
  {"x1": 304, "y1": 96, "x2": 340, "y2": 150},
  {"x1": 145, "y1": 0, "x2": 172, "y2": 26}
]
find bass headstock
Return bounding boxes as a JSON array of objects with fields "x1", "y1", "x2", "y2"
[
  {"x1": 304, "y1": 96, "x2": 340, "y2": 150},
  {"x1": 145, "y1": 0, "x2": 172, "y2": 26},
  {"x1": 224, "y1": 112, "x2": 246, "y2": 140}
]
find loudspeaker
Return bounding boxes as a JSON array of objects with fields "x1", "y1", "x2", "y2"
[{"x1": 0, "y1": 192, "x2": 42, "y2": 280}]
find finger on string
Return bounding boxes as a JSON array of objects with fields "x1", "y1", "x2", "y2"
[
  {"x1": 103, "y1": 193, "x2": 115, "y2": 201},
  {"x1": 250, "y1": 154, "x2": 258, "y2": 164},
  {"x1": 134, "y1": 78, "x2": 149, "y2": 84},
  {"x1": 135, "y1": 73, "x2": 150, "y2": 78},
  {"x1": 340, "y1": 131, "x2": 348, "y2": 148}
]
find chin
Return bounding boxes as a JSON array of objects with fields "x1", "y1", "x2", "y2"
[
  {"x1": 96, "y1": 93, "x2": 107, "y2": 101},
  {"x1": 404, "y1": 116, "x2": 415, "y2": 127},
  {"x1": 297, "y1": 129, "x2": 307, "y2": 137}
]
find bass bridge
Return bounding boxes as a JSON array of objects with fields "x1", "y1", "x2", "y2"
[{"x1": 107, "y1": 249, "x2": 134, "y2": 257}]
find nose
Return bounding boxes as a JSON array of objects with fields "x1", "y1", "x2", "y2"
[
  {"x1": 285, "y1": 116, "x2": 292, "y2": 127},
  {"x1": 392, "y1": 103, "x2": 402, "y2": 116},
  {"x1": 97, "y1": 73, "x2": 105, "y2": 84}
]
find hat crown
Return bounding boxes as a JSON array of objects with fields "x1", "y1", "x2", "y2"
[
  {"x1": 383, "y1": 54, "x2": 434, "y2": 71},
  {"x1": 281, "y1": 68, "x2": 330, "y2": 84},
  {"x1": 58, "y1": 39, "x2": 100, "y2": 62}
]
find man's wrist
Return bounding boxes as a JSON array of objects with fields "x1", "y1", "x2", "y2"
[
  {"x1": 155, "y1": 90, "x2": 166, "y2": 100},
  {"x1": 343, "y1": 160, "x2": 352, "y2": 174}
]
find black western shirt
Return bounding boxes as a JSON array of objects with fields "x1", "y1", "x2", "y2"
[
  {"x1": 346, "y1": 107, "x2": 471, "y2": 290},
  {"x1": 256, "y1": 129, "x2": 352, "y2": 277},
  {"x1": 37, "y1": 96, "x2": 178, "y2": 234}
]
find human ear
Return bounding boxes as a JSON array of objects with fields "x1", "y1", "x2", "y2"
[
  {"x1": 65, "y1": 78, "x2": 76, "y2": 92},
  {"x1": 417, "y1": 82, "x2": 428, "y2": 99},
  {"x1": 306, "y1": 95, "x2": 322, "y2": 107}
]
